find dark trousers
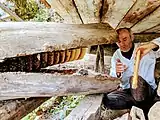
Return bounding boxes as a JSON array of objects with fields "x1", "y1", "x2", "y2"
[{"x1": 103, "y1": 76, "x2": 156, "y2": 110}]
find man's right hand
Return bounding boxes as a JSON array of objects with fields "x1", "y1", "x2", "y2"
[{"x1": 116, "y1": 59, "x2": 127, "y2": 77}]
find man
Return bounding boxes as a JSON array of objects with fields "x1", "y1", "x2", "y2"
[{"x1": 103, "y1": 28, "x2": 160, "y2": 115}]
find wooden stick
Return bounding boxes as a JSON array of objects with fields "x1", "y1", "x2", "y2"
[
  {"x1": 132, "y1": 50, "x2": 141, "y2": 89},
  {"x1": 0, "y1": 3, "x2": 23, "y2": 21}
]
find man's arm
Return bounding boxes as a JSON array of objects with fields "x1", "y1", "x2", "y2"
[{"x1": 136, "y1": 37, "x2": 160, "y2": 59}]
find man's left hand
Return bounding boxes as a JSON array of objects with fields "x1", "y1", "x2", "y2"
[{"x1": 135, "y1": 42, "x2": 158, "y2": 59}]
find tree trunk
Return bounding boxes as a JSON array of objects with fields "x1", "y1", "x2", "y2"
[
  {"x1": 0, "y1": 72, "x2": 120, "y2": 101},
  {"x1": 0, "y1": 22, "x2": 116, "y2": 59},
  {"x1": 0, "y1": 97, "x2": 49, "y2": 120},
  {"x1": 95, "y1": 45, "x2": 100, "y2": 72},
  {"x1": 99, "y1": 45, "x2": 105, "y2": 73},
  {"x1": 95, "y1": 45, "x2": 105, "y2": 73}
]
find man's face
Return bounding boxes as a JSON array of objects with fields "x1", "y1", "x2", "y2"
[{"x1": 116, "y1": 29, "x2": 133, "y2": 52}]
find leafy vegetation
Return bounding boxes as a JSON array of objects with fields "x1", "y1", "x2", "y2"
[
  {"x1": 22, "y1": 95, "x2": 84, "y2": 120},
  {"x1": 30, "y1": 7, "x2": 63, "y2": 22},
  {"x1": 6, "y1": 0, "x2": 63, "y2": 22},
  {"x1": 7, "y1": 0, "x2": 38, "y2": 20}
]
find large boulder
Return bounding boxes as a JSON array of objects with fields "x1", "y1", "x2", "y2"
[{"x1": 148, "y1": 102, "x2": 160, "y2": 120}]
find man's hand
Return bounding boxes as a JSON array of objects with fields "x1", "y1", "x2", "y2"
[
  {"x1": 116, "y1": 59, "x2": 127, "y2": 77},
  {"x1": 135, "y1": 42, "x2": 158, "y2": 59}
]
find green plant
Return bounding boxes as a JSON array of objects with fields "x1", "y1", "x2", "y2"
[{"x1": 7, "y1": 0, "x2": 39, "y2": 20}]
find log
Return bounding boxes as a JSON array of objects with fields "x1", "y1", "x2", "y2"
[
  {"x1": 50, "y1": 0, "x2": 82, "y2": 24},
  {"x1": 95, "y1": 45, "x2": 100, "y2": 72},
  {"x1": 95, "y1": 45, "x2": 105, "y2": 73},
  {"x1": 101, "y1": 0, "x2": 135, "y2": 29},
  {"x1": 117, "y1": 0, "x2": 160, "y2": 29},
  {"x1": 65, "y1": 94, "x2": 103, "y2": 120},
  {"x1": 144, "y1": 24, "x2": 160, "y2": 33},
  {"x1": 0, "y1": 22, "x2": 116, "y2": 60},
  {"x1": 99, "y1": 45, "x2": 105, "y2": 73},
  {"x1": 0, "y1": 97, "x2": 49, "y2": 120},
  {"x1": 40, "y1": 0, "x2": 51, "y2": 8},
  {"x1": 134, "y1": 33, "x2": 160, "y2": 42},
  {"x1": 0, "y1": 72, "x2": 120, "y2": 101},
  {"x1": 131, "y1": 6, "x2": 160, "y2": 33},
  {"x1": 0, "y1": 3, "x2": 23, "y2": 22},
  {"x1": 74, "y1": 0, "x2": 102, "y2": 23},
  {"x1": 90, "y1": 34, "x2": 160, "y2": 56},
  {"x1": 3, "y1": 32, "x2": 158, "y2": 73}
]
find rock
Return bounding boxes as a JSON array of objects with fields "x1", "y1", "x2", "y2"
[
  {"x1": 130, "y1": 106, "x2": 145, "y2": 120},
  {"x1": 100, "y1": 107, "x2": 129, "y2": 120},
  {"x1": 157, "y1": 82, "x2": 160, "y2": 96},
  {"x1": 114, "y1": 113, "x2": 131, "y2": 120},
  {"x1": 148, "y1": 102, "x2": 160, "y2": 120}
]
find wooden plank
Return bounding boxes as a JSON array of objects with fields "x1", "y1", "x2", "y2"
[
  {"x1": 65, "y1": 94, "x2": 103, "y2": 120},
  {"x1": 0, "y1": 3, "x2": 23, "y2": 22},
  {"x1": 0, "y1": 22, "x2": 116, "y2": 59},
  {"x1": 0, "y1": 72, "x2": 120, "y2": 101},
  {"x1": 131, "y1": 6, "x2": 160, "y2": 33},
  {"x1": 40, "y1": 0, "x2": 51, "y2": 8},
  {"x1": 101, "y1": 0, "x2": 135, "y2": 29},
  {"x1": 90, "y1": 34, "x2": 160, "y2": 56},
  {"x1": 50, "y1": 0, "x2": 82, "y2": 24},
  {"x1": 74, "y1": 0, "x2": 102, "y2": 23},
  {"x1": 0, "y1": 97, "x2": 49, "y2": 120},
  {"x1": 117, "y1": 0, "x2": 160, "y2": 29},
  {"x1": 134, "y1": 33, "x2": 160, "y2": 42},
  {"x1": 144, "y1": 24, "x2": 160, "y2": 33}
]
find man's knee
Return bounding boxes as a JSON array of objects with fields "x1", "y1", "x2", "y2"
[{"x1": 103, "y1": 91, "x2": 134, "y2": 109}]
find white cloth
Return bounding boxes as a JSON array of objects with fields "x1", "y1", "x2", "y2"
[{"x1": 110, "y1": 37, "x2": 160, "y2": 90}]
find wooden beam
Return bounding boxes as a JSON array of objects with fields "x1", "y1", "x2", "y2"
[
  {"x1": 101, "y1": 0, "x2": 135, "y2": 29},
  {"x1": 0, "y1": 72, "x2": 120, "y2": 101},
  {"x1": 131, "y1": 6, "x2": 160, "y2": 33},
  {"x1": 95, "y1": 45, "x2": 105, "y2": 73},
  {"x1": 73, "y1": 0, "x2": 102, "y2": 23},
  {"x1": 0, "y1": 3, "x2": 23, "y2": 22},
  {"x1": 0, "y1": 22, "x2": 116, "y2": 59},
  {"x1": 117, "y1": 0, "x2": 160, "y2": 29},
  {"x1": 134, "y1": 33, "x2": 160, "y2": 42},
  {"x1": 144, "y1": 24, "x2": 160, "y2": 33},
  {"x1": 50, "y1": 0, "x2": 82, "y2": 24},
  {"x1": 90, "y1": 34, "x2": 160, "y2": 56},
  {"x1": 0, "y1": 97, "x2": 49, "y2": 120},
  {"x1": 65, "y1": 94, "x2": 103, "y2": 120},
  {"x1": 40, "y1": 0, "x2": 51, "y2": 8}
]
